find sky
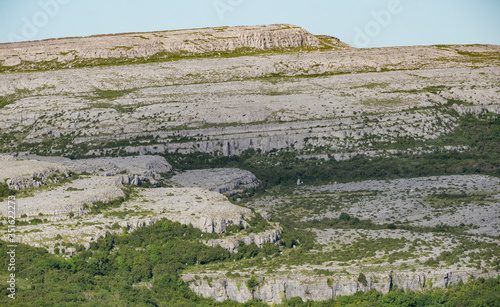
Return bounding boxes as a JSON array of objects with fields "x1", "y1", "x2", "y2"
[{"x1": 0, "y1": 0, "x2": 499, "y2": 48}]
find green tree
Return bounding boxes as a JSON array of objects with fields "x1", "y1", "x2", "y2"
[{"x1": 246, "y1": 276, "x2": 260, "y2": 292}]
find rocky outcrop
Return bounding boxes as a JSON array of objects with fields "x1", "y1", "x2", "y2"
[
  {"x1": 123, "y1": 187, "x2": 254, "y2": 234},
  {"x1": 184, "y1": 269, "x2": 487, "y2": 304},
  {"x1": 108, "y1": 110, "x2": 458, "y2": 157},
  {"x1": 190, "y1": 216, "x2": 248, "y2": 234},
  {"x1": 117, "y1": 216, "x2": 162, "y2": 231},
  {"x1": 453, "y1": 104, "x2": 500, "y2": 115},
  {"x1": 202, "y1": 227, "x2": 281, "y2": 252},
  {"x1": 305, "y1": 174, "x2": 500, "y2": 236},
  {"x1": 0, "y1": 181, "x2": 260, "y2": 252},
  {"x1": 0, "y1": 155, "x2": 70, "y2": 190},
  {"x1": 18, "y1": 154, "x2": 172, "y2": 175},
  {"x1": 0, "y1": 24, "x2": 322, "y2": 70},
  {"x1": 11, "y1": 154, "x2": 172, "y2": 187},
  {"x1": 6, "y1": 167, "x2": 69, "y2": 190},
  {"x1": 116, "y1": 215, "x2": 251, "y2": 236},
  {"x1": 1, "y1": 24, "x2": 499, "y2": 306},
  {"x1": 170, "y1": 168, "x2": 259, "y2": 195},
  {"x1": 0, "y1": 176, "x2": 125, "y2": 217},
  {"x1": 64, "y1": 155, "x2": 172, "y2": 175}
]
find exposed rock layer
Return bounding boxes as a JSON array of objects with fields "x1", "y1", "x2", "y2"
[
  {"x1": 202, "y1": 227, "x2": 281, "y2": 252},
  {"x1": 184, "y1": 269, "x2": 488, "y2": 304}
]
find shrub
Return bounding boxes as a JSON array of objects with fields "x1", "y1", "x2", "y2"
[
  {"x1": 358, "y1": 273, "x2": 368, "y2": 286},
  {"x1": 0, "y1": 182, "x2": 16, "y2": 198},
  {"x1": 246, "y1": 276, "x2": 260, "y2": 292},
  {"x1": 339, "y1": 212, "x2": 351, "y2": 221},
  {"x1": 286, "y1": 296, "x2": 304, "y2": 306}
]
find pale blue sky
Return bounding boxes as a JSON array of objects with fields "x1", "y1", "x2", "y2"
[{"x1": 1, "y1": 0, "x2": 499, "y2": 47}]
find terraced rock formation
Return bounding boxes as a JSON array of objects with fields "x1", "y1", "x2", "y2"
[{"x1": 0, "y1": 154, "x2": 274, "y2": 254}]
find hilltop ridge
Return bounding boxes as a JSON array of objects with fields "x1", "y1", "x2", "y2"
[{"x1": 0, "y1": 24, "x2": 350, "y2": 72}]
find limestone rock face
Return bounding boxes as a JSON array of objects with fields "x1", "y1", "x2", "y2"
[
  {"x1": 0, "y1": 24, "x2": 321, "y2": 70},
  {"x1": 7, "y1": 154, "x2": 172, "y2": 188},
  {"x1": 0, "y1": 155, "x2": 69, "y2": 190},
  {"x1": 17, "y1": 154, "x2": 172, "y2": 175},
  {"x1": 0, "y1": 39, "x2": 497, "y2": 161},
  {"x1": 454, "y1": 104, "x2": 500, "y2": 115},
  {"x1": 184, "y1": 269, "x2": 484, "y2": 304},
  {"x1": 202, "y1": 227, "x2": 281, "y2": 252}
]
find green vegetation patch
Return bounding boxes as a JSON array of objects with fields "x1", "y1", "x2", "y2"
[
  {"x1": 424, "y1": 191, "x2": 493, "y2": 209},
  {"x1": 65, "y1": 186, "x2": 84, "y2": 192},
  {"x1": 92, "y1": 88, "x2": 138, "y2": 100},
  {"x1": 0, "y1": 88, "x2": 34, "y2": 109},
  {"x1": 352, "y1": 82, "x2": 390, "y2": 90},
  {"x1": 0, "y1": 182, "x2": 17, "y2": 199}
]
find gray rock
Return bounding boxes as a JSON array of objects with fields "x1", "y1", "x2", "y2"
[
  {"x1": 202, "y1": 227, "x2": 281, "y2": 252},
  {"x1": 184, "y1": 269, "x2": 485, "y2": 304},
  {"x1": 170, "y1": 168, "x2": 259, "y2": 195},
  {"x1": 11, "y1": 154, "x2": 172, "y2": 187}
]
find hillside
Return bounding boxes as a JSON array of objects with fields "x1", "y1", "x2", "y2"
[
  {"x1": 0, "y1": 24, "x2": 499, "y2": 305},
  {"x1": 0, "y1": 24, "x2": 349, "y2": 72}
]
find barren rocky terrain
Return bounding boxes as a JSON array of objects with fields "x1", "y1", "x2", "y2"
[{"x1": 0, "y1": 24, "x2": 498, "y2": 305}]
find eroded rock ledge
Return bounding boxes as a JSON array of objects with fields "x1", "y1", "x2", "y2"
[
  {"x1": 184, "y1": 269, "x2": 493, "y2": 304},
  {"x1": 202, "y1": 227, "x2": 281, "y2": 253}
]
